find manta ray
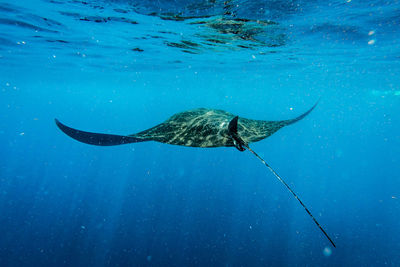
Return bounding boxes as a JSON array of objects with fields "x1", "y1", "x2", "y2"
[{"x1": 55, "y1": 102, "x2": 336, "y2": 247}]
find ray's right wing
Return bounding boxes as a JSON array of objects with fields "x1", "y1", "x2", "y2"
[{"x1": 55, "y1": 119, "x2": 146, "y2": 146}]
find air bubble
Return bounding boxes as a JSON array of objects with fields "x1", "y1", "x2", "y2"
[{"x1": 323, "y1": 247, "x2": 332, "y2": 257}]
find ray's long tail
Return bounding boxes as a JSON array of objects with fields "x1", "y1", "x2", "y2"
[{"x1": 243, "y1": 143, "x2": 336, "y2": 248}]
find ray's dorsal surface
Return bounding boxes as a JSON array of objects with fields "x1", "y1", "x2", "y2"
[{"x1": 55, "y1": 101, "x2": 336, "y2": 247}]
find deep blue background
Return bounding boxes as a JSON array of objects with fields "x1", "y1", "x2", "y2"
[{"x1": 1, "y1": 0, "x2": 400, "y2": 266}]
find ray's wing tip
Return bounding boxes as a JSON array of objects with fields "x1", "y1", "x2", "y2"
[
  {"x1": 313, "y1": 97, "x2": 321, "y2": 108},
  {"x1": 54, "y1": 118, "x2": 62, "y2": 128},
  {"x1": 54, "y1": 118, "x2": 66, "y2": 130},
  {"x1": 303, "y1": 97, "x2": 320, "y2": 116}
]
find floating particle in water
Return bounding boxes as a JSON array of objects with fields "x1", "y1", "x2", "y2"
[
  {"x1": 335, "y1": 149, "x2": 343, "y2": 158},
  {"x1": 178, "y1": 168, "x2": 185, "y2": 177},
  {"x1": 368, "y1": 30, "x2": 375, "y2": 36},
  {"x1": 368, "y1": 39, "x2": 376, "y2": 45},
  {"x1": 370, "y1": 89, "x2": 400, "y2": 97},
  {"x1": 323, "y1": 247, "x2": 332, "y2": 257}
]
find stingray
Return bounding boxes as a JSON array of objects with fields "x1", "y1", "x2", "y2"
[{"x1": 55, "y1": 102, "x2": 336, "y2": 247}]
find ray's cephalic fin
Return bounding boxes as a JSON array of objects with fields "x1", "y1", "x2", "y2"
[
  {"x1": 228, "y1": 116, "x2": 246, "y2": 151},
  {"x1": 55, "y1": 119, "x2": 146, "y2": 146}
]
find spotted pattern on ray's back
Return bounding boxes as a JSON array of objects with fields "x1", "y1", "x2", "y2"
[{"x1": 130, "y1": 108, "x2": 290, "y2": 148}]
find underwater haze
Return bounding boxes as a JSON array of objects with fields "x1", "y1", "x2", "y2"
[{"x1": 1, "y1": 0, "x2": 400, "y2": 266}]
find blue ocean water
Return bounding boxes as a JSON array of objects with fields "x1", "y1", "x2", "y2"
[{"x1": 1, "y1": 0, "x2": 400, "y2": 266}]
